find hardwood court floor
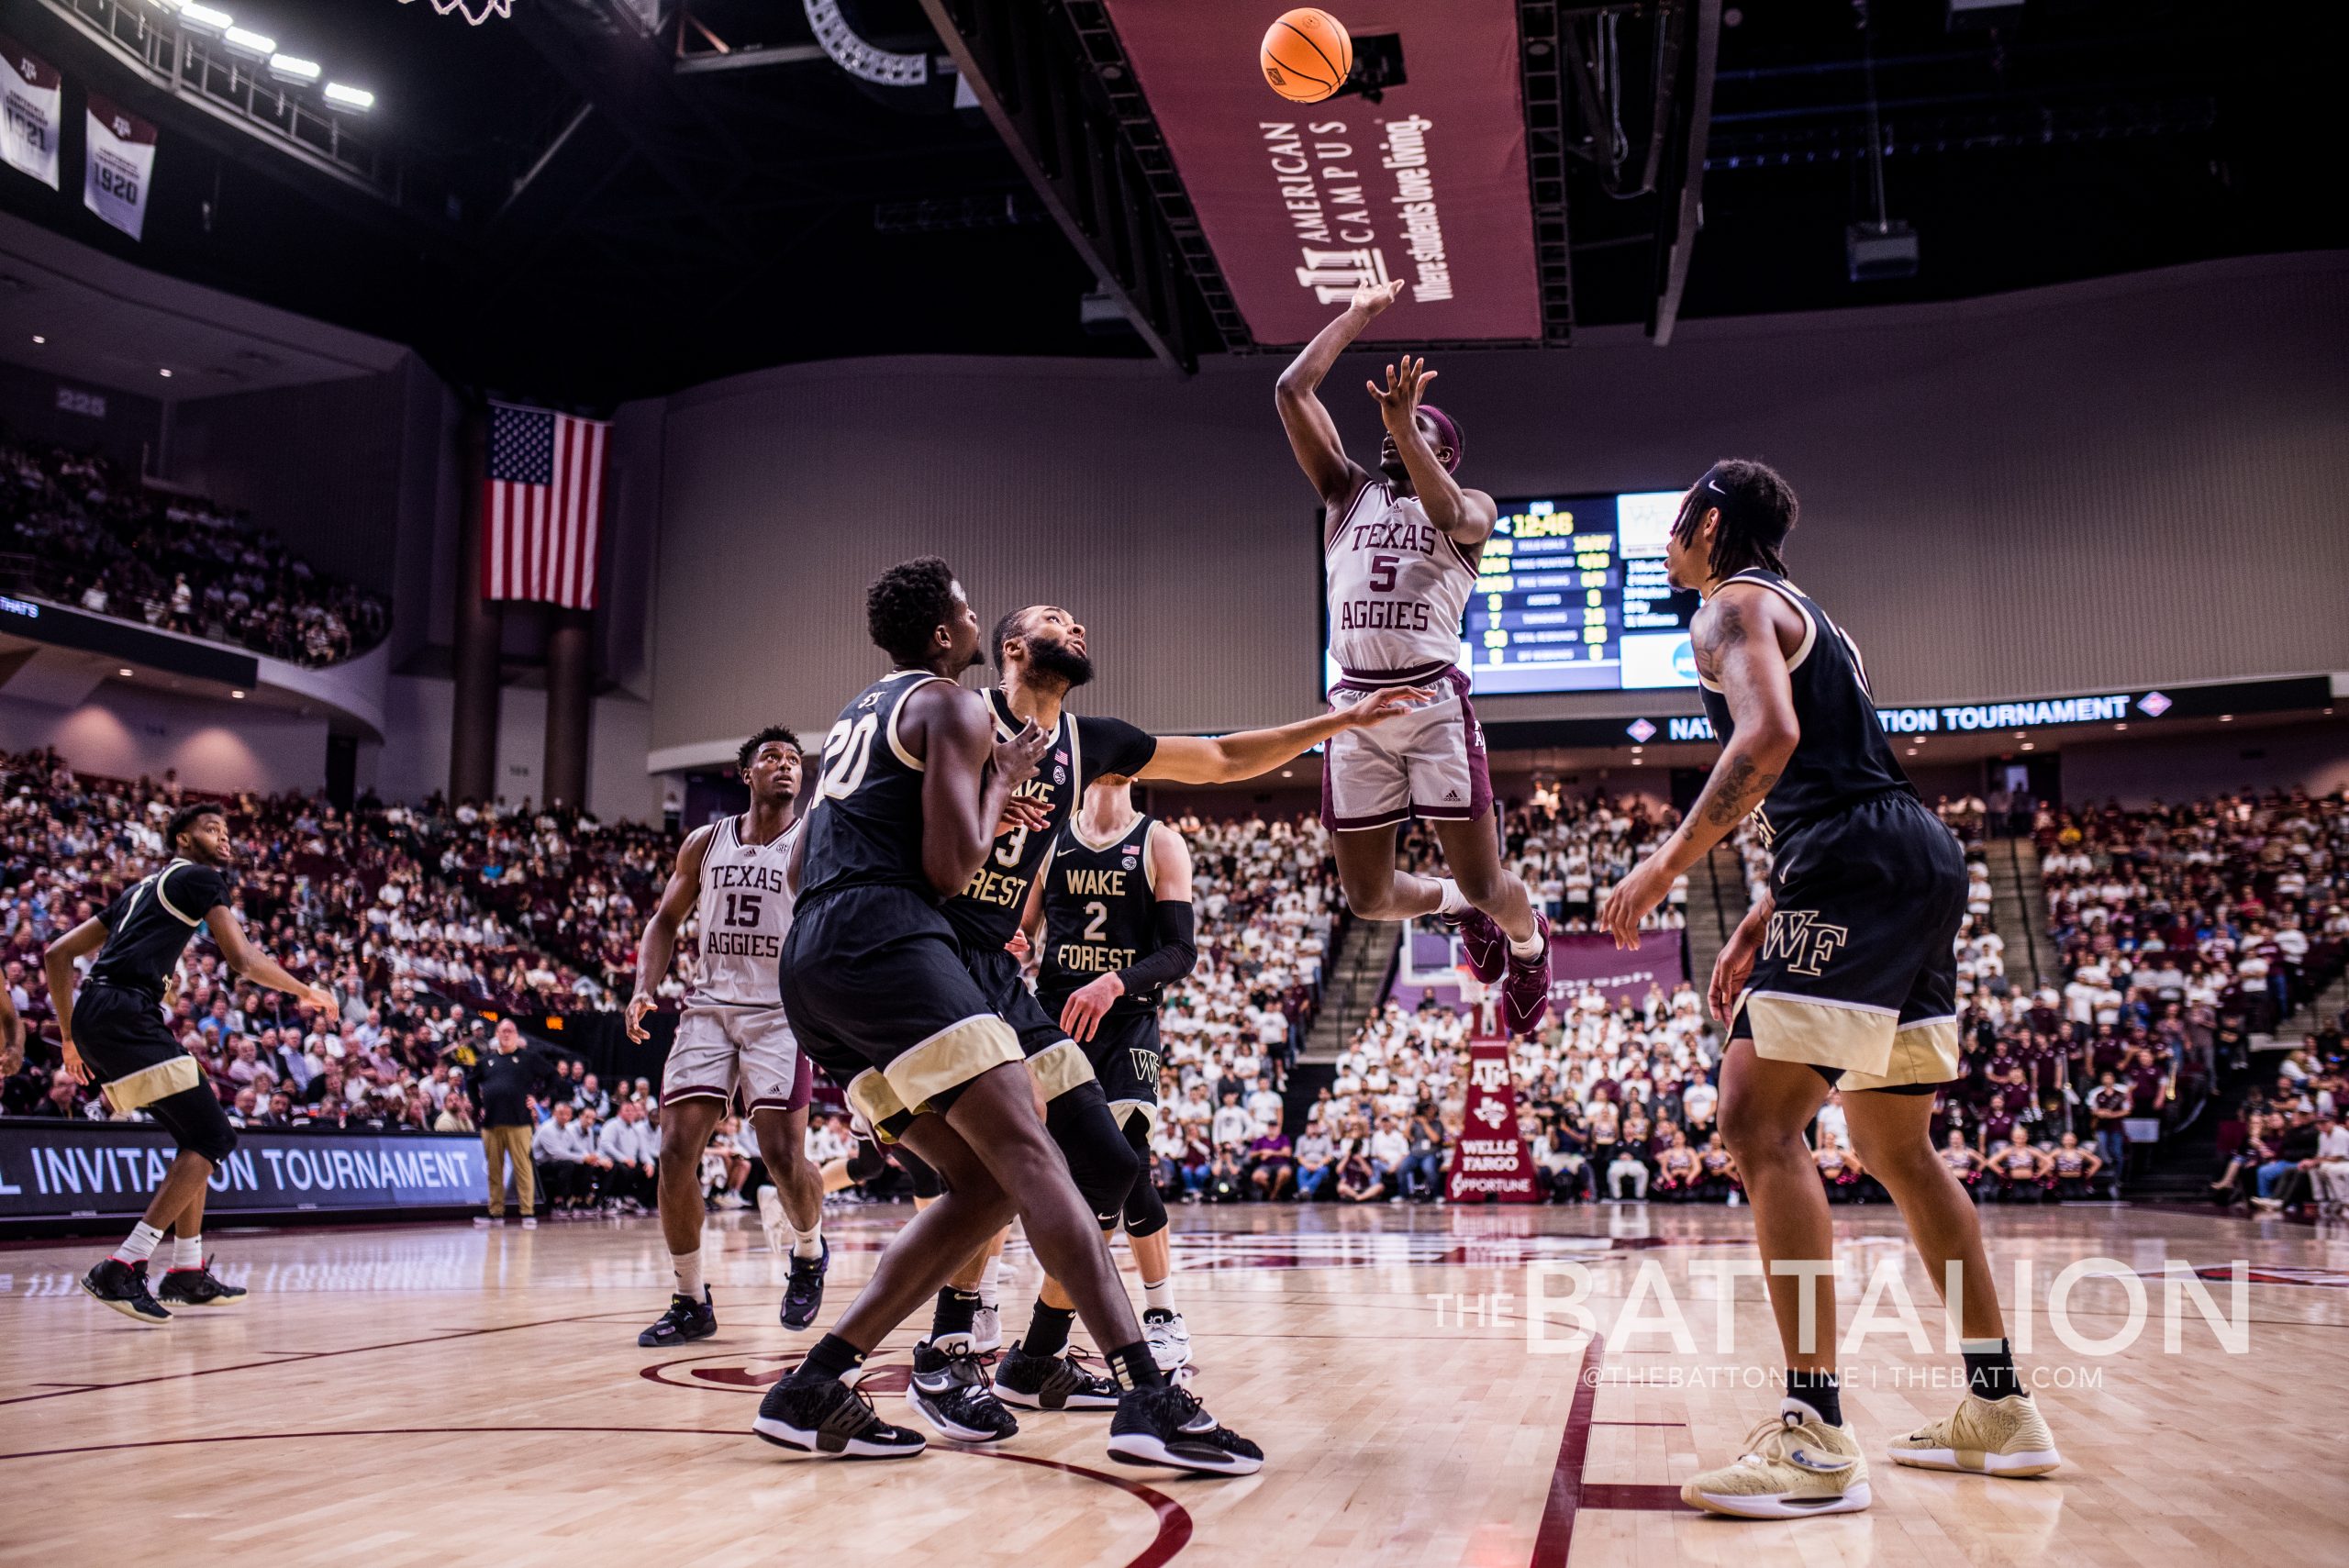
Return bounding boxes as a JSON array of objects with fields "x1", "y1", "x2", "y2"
[{"x1": 4, "y1": 1199, "x2": 2345, "y2": 1568}]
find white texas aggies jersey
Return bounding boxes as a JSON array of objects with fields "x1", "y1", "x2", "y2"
[
  {"x1": 690, "y1": 814, "x2": 799, "y2": 1007},
  {"x1": 1324, "y1": 477, "x2": 1475, "y2": 680}
]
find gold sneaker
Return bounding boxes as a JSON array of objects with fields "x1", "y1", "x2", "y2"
[
  {"x1": 1888, "y1": 1392, "x2": 2061, "y2": 1477},
  {"x1": 1682, "y1": 1411, "x2": 1871, "y2": 1519}
]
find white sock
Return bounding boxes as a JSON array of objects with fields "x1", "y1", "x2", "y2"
[
  {"x1": 977, "y1": 1254, "x2": 1002, "y2": 1309},
  {"x1": 1436, "y1": 879, "x2": 1471, "y2": 917},
  {"x1": 1508, "y1": 928, "x2": 1545, "y2": 960},
  {"x1": 1143, "y1": 1277, "x2": 1177, "y2": 1315},
  {"x1": 672, "y1": 1248, "x2": 704, "y2": 1299},
  {"x1": 173, "y1": 1235, "x2": 205, "y2": 1272},
  {"x1": 111, "y1": 1221, "x2": 163, "y2": 1266},
  {"x1": 792, "y1": 1221, "x2": 824, "y2": 1262}
]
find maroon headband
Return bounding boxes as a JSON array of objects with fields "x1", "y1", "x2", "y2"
[{"x1": 1419, "y1": 403, "x2": 1462, "y2": 473}]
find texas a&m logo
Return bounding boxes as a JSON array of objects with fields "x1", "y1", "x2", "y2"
[
  {"x1": 1470, "y1": 1055, "x2": 1509, "y2": 1093},
  {"x1": 1762, "y1": 908, "x2": 1850, "y2": 977}
]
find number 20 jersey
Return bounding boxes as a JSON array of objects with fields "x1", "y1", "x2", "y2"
[{"x1": 796, "y1": 668, "x2": 957, "y2": 910}]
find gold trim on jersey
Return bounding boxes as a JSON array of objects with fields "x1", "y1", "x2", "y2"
[
  {"x1": 883, "y1": 1014, "x2": 1022, "y2": 1113},
  {"x1": 1109, "y1": 1097, "x2": 1161, "y2": 1136},
  {"x1": 1843, "y1": 1017, "x2": 1962, "y2": 1093},
  {"x1": 1735, "y1": 988, "x2": 1898, "y2": 1075},
  {"x1": 884, "y1": 671, "x2": 954, "y2": 773},
  {"x1": 101, "y1": 1053, "x2": 202, "y2": 1113},
  {"x1": 1025, "y1": 1037, "x2": 1097, "y2": 1101}
]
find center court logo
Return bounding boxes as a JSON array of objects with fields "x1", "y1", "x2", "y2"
[{"x1": 1761, "y1": 909, "x2": 1848, "y2": 977}]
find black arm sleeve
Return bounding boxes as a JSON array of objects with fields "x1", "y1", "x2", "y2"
[{"x1": 1114, "y1": 900, "x2": 1197, "y2": 995}]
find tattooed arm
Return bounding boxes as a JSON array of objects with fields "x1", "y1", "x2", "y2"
[{"x1": 1598, "y1": 584, "x2": 1802, "y2": 948}]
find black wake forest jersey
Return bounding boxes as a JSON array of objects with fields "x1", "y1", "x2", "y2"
[
  {"x1": 940, "y1": 687, "x2": 1157, "y2": 955},
  {"x1": 1038, "y1": 816, "x2": 1163, "y2": 1018},
  {"x1": 87, "y1": 858, "x2": 230, "y2": 1002},
  {"x1": 1694, "y1": 568, "x2": 1913, "y2": 845},
  {"x1": 796, "y1": 669, "x2": 956, "y2": 908}
]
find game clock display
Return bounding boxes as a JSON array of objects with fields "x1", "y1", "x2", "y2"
[{"x1": 1321, "y1": 487, "x2": 1703, "y2": 695}]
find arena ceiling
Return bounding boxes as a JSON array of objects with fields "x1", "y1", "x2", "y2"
[{"x1": 3, "y1": 0, "x2": 2338, "y2": 406}]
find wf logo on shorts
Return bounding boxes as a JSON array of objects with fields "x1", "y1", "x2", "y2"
[{"x1": 1762, "y1": 909, "x2": 1850, "y2": 977}]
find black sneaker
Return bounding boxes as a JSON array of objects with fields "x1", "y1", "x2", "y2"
[
  {"x1": 156, "y1": 1259, "x2": 247, "y2": 1307},
  {"x1": 1108, "y1": 1384, "x2": 1264, "y2": 1475},
  {"x1": 780, "y1": 1237, "x2": 829, "y2": 1331},
  {"x1": 905, "y1": 1338, "x2": 1019, "y2": 1443},
  {"x1": 639, "y1": 1288, "x2": 717, "y2": 1347},
  {"x1": 995, "y1": 1341, "x2": 1121, "y2": 1411},
  {"x1": 81, "y1": 1257, "x2": 170, "y2": 1326},
  {"x1": 752, "y1": 1373, "x2": 927, "y2": 1460}
]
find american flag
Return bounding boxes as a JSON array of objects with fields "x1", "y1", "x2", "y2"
[{"x1": 484, "y1": 402, "x2": 609, "y2": 608}]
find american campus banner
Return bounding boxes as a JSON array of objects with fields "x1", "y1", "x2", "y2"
[
  {"x1": 1100, "y1": 0, "x2": 1540, "y2": 344},
  {"x1": 0, "y1": 1121, "x2": 486, "y2": 1226}
]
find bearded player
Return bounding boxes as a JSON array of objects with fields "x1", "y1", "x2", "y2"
[
  {"x1": 625, "y1": 728, "x2": 829, "y2": 1347},
  {"x1": 1276, "y1": 279, "x2": 1553, "y2": 1037}
]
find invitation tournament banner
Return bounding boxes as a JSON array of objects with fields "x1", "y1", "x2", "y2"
[{"x1": 0, "y1": 1122, "x2": 487, "y2": 1223}]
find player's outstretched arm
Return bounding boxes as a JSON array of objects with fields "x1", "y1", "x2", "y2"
[
  {"x1": 911, "y1": 684, "x2": 1050, "y2": 897},
  {"x1": 1276, "y1": 280, "x2": 1402, "y2": 504},
  {"x1": 201, "y1": 906, "x2": 336, "y2": 1013},
  {"x1": 1600, "y1": 584, "x2": 1801, "y2": 948},
  {"x1": 627, "y1": 826, "x2": 714, "y2": 1042},
  {"x1": 1367, "y1": 354, "x2": 1497, "y2": 546},
  {"x1": 1138, "y1": 685, "x2": 1427, "y2": 784}
]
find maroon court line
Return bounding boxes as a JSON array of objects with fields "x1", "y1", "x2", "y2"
[
  {"x1": 0, "y1": 1427, "x2": 1192, "y2": 1568},
  {"x1": 1529, "y1": 1332, "x2": 1605, "y2": 1567},
  {"x1": 0, "y1": 1309, "x2": 625, "y2": 1407}
]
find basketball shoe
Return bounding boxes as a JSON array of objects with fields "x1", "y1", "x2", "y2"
[
  {"x1": 995, "y1": 1342, "x2": 1121, "y2": 1411},
  {"x1": 156, "y1": 1258, "x2": 247, "y2": 1307},
  {"x1": 1888, "y1": 1393, "x2": 2061, "y2": 1477},
  {"x1": 754, "y1": 1373, "x2": 926, "y2": 1460},
  {"x1": 970, "y1": 1302, "x2": 1003, "y2": 1354},
  {"x1": 1442, "y1": 906, "x2": 1509, "y2": 983},
  {"x1": 905, "y1": 1339, "x2": 1019, "y2": 1443},
  {"x1": 1500, "y1": 912, "x2": 1554, "y2": 1037},
  {"x1": 1143, "y1": 1307, "x2": 1192, "y2": 1372},
  {"x1": 781, "y1": 1238, "x2": 828, "y2": 1330},
  {"x1": 1107, "y1": 1384, "x2": 1264, "y2": 1476},
  {"x1": 1681, "y1": 1409, "x2": 1870, "y2": 1519},
  {"x1": 81, "y1": 1257, "x2": 170, "y2": 1325},
  {"x1": 639, "y1": 1287, "x2": 717, "y2": 1347}
]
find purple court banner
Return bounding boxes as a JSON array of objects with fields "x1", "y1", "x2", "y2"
[
  {"x1": 1394, "y1": 929, "x2": 1683, "y2": 1012},
  {"x1": 1100, "y1": 0, "x2": 1541, "y2": 344}
]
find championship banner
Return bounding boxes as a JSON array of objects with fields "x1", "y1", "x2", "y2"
[
  {"x1": 1395, "y1": 929, "x2": 1684, "y2": 1010},
  {"x1": 1445, "y1": 1036, "x2": 1537, "y2": 1202},
  {"x1": 1100, "y1": 0, "x2": 1540, "y2": 344},
  {"x1": 83, "y1": 91, "x2": 156, "y2": 240},
  {"x1": 0, "y1": 1121, "x2": 486, "y2": 1227},
  {"x1": 0, "y1": 34, "x2": 61, "y2": 190}
]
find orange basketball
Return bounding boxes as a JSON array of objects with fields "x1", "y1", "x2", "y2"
[{"x1": 1261, "y1": 8, "x2": 1352, "y2": 104}]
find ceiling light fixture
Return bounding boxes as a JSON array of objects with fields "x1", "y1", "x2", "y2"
[
  {"x1": 268, "y1": 52, "x2": 321, "y2": 83},
  {"x1": 179, "y1": 2, "x2": 232, "y2": 33},
  {"x1": 222, "y1": 24, "x2": 275, "y2": 56},
  {"x1": 231, "y1": 689, "x2": 246, "y2": 698},
  {"x1": 118, "y1": 667, "x2": 134, "y2": 677},
  {"x1": 323, "y1": 82, "x2": 374, "y2": 112}
]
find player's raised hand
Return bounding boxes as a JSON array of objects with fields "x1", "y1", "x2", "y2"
[
  {"x1": 1343, "y1": 684, "x2": 1432, "y2": 728},
  {"x1": 624, "y1": 992, "x2": 656, "y2": 1043},
  {"x1": 1004, "y1": 929, "x2": 1031, "y2": 962},
  {"x1": 995, "y1": 795, "x2": 1052, "y2": 837},
  {"x1": 1350, "y1": 278, "x2": 1407, "y2": 316},
  {"x1": 992, "y1": 717, "x2": 1050, "y2": 787},
  {"x1": 1058, "y1": 973, "x2": 1125, "y2": 1044},
  {"x1": 1598, "y1": 851, "x2": 1673, "y2": 951},
  {"x1": 1367, "y1": 354, "x2": 1438, "y2": 428}
]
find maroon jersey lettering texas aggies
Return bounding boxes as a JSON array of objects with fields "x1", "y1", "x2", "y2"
[{"x1": 1324, "y1": 478, "x2": 1475, "y2": 683}]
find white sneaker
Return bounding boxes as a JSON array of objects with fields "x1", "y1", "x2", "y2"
[
  {"x1": 521, "y1": 1217, "x2": 538, "y2": 1230},
  {"x1": 1143, "y1": 1308, "x2": 1192, "y2": 1372},
  {"x1": 1888, "y1": 1392, "x2": 2061, "y2": 1477},
  {"x1": 971, "y1": 1304, "x2": 1003, "y2": 1355},
  {"x1": 1683, "y1": 1410, "x2": 1870, "y2": 1519}
]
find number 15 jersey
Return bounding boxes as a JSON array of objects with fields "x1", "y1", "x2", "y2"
[{"x1": 689, "y1": 813, "x2": 801, "y2": 1007}]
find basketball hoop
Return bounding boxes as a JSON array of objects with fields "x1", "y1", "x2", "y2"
[{"x1": 400, "y1": 0, "x2": 512, "y2": 24}]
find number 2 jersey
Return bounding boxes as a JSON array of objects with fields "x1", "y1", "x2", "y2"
[
  {"x1": 1037, "y1": 815, "x2": 1164, "y2": 1021},
  {"x1": 938, "y1": 686, "x2": 1156, "y2": 959}
]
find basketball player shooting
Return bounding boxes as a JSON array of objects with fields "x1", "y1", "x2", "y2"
[
  {"x1": 44, "y1": 804, "x2": 337, "y2": 1323},
  {"x1": 1597, "y1": 461, "x2": 2060, "y2": 1518},
  {"x1": 624, "y1": 727, "x2": 829, "y2": 1348},
  {"x1": 1277, "y1": 279, "x2": 1553, "y2": 1036}
]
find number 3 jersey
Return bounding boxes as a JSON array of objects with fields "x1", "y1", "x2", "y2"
[
  {"x1": 938, "y1": 687, "x2": 1156, "y2": 960},
  {"x1": 688, "y1": 812, "x2": 801, "y2": 1008}
]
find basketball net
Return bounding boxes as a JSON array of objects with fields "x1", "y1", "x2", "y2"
[{"x1": 400, "y1": 0, "x2": 513, "y2": 24}]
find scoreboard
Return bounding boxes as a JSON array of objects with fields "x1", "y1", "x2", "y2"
[{"x1": 1321, "y1": 488, "x2": 1703, "y2": 696}]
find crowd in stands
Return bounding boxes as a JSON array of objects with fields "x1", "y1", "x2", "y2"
[
  {"x1": 1400, "y1": 791, "x2": 1689, "y2": 932},
  {"x1": 0, "y1": 435, "x2": 387, "y2": 667}
]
